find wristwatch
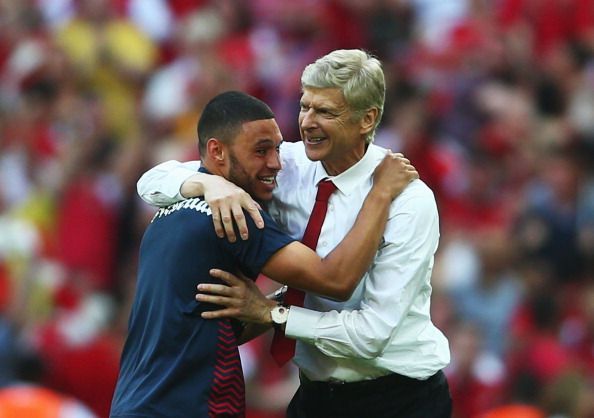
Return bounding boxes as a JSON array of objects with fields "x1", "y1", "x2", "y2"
[{"x1": 270, "y1": 304, "x2": 290, "y2": 329}]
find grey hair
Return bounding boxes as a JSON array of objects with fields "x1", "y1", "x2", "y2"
[{"x1": 301, "y1": 49, "x2": 385, "y2": 143}]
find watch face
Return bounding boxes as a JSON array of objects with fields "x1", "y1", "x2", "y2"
[{"x1": 271, "y1": 305, "x2": 289, "y2": 324}]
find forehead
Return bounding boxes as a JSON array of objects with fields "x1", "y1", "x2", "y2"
[
  {"x1": 300, "y1": 87, "x2": 347, "y2": 108},
  {"x1": 235, "y1": 118, "x2": 282, "y2": 145}
]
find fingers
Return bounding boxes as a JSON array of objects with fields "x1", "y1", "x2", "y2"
[
  {"x1": 210, "y1": 195, "x2": 264, "y2": 242},
  {"x1": 196, "y1": 282, "x2": 234, "y2": 296},
  {"x1": 377, "y1": 153, "x2": 414, "y2": 174},
  {"x1": 210, "y1": 209, "x2": 225, "y2": 239},
  {"x1": 227, "y1": 197, "x2": 264, "y2": 241},
  {"x1": 388, "y1": 152, "x2": 415, "y2": 174},
  {"x1": 372, "y1": 151, "x2": 421, "y2": 198},
  {"x1": 209, "y1": 268, "x2": 243, "y2": 285},
  {"x1": 235, "y1": 194, "x2": 264, "y2": 238},
  {"x1": 385, "y1": 151, "x2": 410, "y2": 165},
  {"x1": 196, "y1": 292, "x2": 234, "y2": 306},
  {"x1": 195, "y1": 281, "x2": 240, "y2": 311},
  {"x1": 195, "y1": 270, "x2": 246, "y2": 298},
  {"x1": 219, "y1": 204, "x2": 237, "y2": 243},
  {"x1": 209, "y1": 200, "x2": 234, "y2": 241},
  {"x1": 202, "y1": 308, "x2": 238, "y2": 319},
  {"x1": 244, "y1": 201, "x2": 264, "y2": 230},
  {"x1": 230, "y1": 202, "x2": 248, "y2": 241}
]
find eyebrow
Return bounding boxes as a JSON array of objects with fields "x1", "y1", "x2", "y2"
[
  {"x1": 255, "y1": 138, "x2": 282, "y2": 146},
  {"x1": 301, "y1": 101, "x2": 340, "y2": 112}
]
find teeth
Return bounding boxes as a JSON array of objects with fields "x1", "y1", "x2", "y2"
[
  {"x1": 260, "y1": 177, "x2": 275, "y2": 184},
  {"x1": 308, "y1": 137, "x2": 324, "y2": 143}
]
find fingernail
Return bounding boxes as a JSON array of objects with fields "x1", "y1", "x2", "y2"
[{"x1": 241, "y1": 233, "x2": 248, "y2": 240}]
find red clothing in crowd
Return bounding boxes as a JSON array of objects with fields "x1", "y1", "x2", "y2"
[
  {"x1": 497, "y1": 0, "x2": 594, "y2": 57},
  {"x1": 56, "y1": 177, "x2": 119, "y2": 291},
  {"x1": 37, "y1": 323, "x2": 120, "y2": 418}
]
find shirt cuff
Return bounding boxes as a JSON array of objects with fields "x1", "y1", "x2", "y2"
[{"x1": 285, "y1": 306, "x2": 320, "y2": 343}]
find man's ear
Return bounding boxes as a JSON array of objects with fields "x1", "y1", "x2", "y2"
[
  {"x1": 359, "y1": 107, "x2": 379, "y2": 136},
  {"x1": 206, "y1": 138, "x2": 226, "y2": 165}
]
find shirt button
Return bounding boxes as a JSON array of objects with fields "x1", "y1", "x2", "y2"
[{"x1": 320, "y1": 241, "x2": 327, "y2": 247}]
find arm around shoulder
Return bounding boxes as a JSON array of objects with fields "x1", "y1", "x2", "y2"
[{"x1": 261, "y1": 153, "x2": 418, "y2": 300}]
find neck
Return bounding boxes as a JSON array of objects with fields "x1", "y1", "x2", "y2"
[
  {"x1": 201, "y1": 160, "x2": 225, "y2": 177},
  {"x1": 322, "y1": 143, "x2": 368, "y2": 175}
]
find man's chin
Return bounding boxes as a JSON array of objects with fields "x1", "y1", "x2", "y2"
[
  {"x1": 254, "y1": 196, "x2": 272, "y2": 204},
  {"x1": 304, "y1": 146, "x2": 325, "y2": 162},
  {"x1": 253, "y1": 189, "x2": 274, "y2": 203}
]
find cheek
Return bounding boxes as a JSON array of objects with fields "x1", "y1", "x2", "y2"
[{"x1": 250, "y1": 161, "x2": 268, "y2": 175}]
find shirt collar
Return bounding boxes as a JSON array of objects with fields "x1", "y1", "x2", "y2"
[{"x1": 313, "y1": 144, "x2": 386, "y2": 195}]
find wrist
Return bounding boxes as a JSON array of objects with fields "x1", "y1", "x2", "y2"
[
  {"x1": 262, "y1": 299, "x2": 278, "y2": 325},
  {"x1": 367, "y1": 186, "x2": 393, "y2": 204},
  {"x1": 270, "y1": 303, "x2": 290, "y2": 330},
  {"x1": 180, "y1": 174, "x2": 206, "y2": 198}
]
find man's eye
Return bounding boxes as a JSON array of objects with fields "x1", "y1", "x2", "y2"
[{"x1": 256, "y1": 149, "x2": 267, "y2": 155}]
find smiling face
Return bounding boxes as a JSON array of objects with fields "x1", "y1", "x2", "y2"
[
  {"x1": 298, "y1": 87, "x2": 370, "y2": 175},
  {"x1": 225, "y1": 118, "x2": 283, "y2": 202}
]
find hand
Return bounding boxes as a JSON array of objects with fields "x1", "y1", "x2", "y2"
[
  {"x1": 182, "y1": 174, "x2": 264, "y2": 242},
  {"x1": 196, "y1": 269, "x2": 276, "y2": 324},
  {"x1": 372, "y1": 152, "x2": 419, "y2": 199}
]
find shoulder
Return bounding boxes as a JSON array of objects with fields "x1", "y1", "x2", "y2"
[
  {"x1": 384, "y1": 180, "x2": 439, "y2": 245},
  {"x1": 279, "y1": 141, "x2": 317, "y2": 167},
  {"x1": 276, "y1": 141, "x2": 315, "y2": 187},
  {"x1": 217, "y1": 209, "x2": 295, "y2": 277},
  {"x1": 152, "y1": 198, "x2": 212, "y2": 222},
  {"x1": 148, "y1": 198, "x2": 215, "y2": 237},
  {"x1": 253, "y1": 209, "x2": 293, "y2": 241},
  {"x1": 399, "y1": 178, "x2": 436, "y2": 201},
  {"x1": 280, "y1": 140, "x2": 305, "y2": 159},
  {"x1": 364, "y1": 144, "x2": 437, "y2": 212},
  {"x1": 389, "y1": 179, "x2": 438, "y2": 219}
]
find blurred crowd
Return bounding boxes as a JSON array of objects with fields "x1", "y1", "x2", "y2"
[{"x1": 0, "y1": 0, "x2": 593, "y2": 417}]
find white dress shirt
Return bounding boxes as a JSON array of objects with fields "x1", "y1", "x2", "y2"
[{"x1": 137, "y1": 141, "x2": 450, "y2": 382}]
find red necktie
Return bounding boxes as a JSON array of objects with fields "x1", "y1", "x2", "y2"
[{"x1": 270, "y1": 180, "x2": 337, "y2": 366}]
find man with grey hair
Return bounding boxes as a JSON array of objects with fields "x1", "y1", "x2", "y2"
[{"x1": 138, "y1": 49, "x2": 452, "y2": 418}]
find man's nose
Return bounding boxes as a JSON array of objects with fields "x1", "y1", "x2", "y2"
[
  {"x1": 300, "y1": 109, "x2": 317, "y2": 129},
  {"x1": 268, "y1": 151, "x2": 282, "y2": 170}
]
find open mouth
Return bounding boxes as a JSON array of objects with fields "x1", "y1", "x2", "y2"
[
  {"x1": 305, "y1": 136, "x2": 327, "y2": 145},
  {"x1": 259, "y1": 176, "x2": 276, "y2": 185}
]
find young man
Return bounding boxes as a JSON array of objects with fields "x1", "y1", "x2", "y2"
[
  {"x1": 137, "y1": 50, "x2": 452, "y2": 418},
  {"x1": 110, "y1": 91, "x2": 416, "y2": 418}
]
